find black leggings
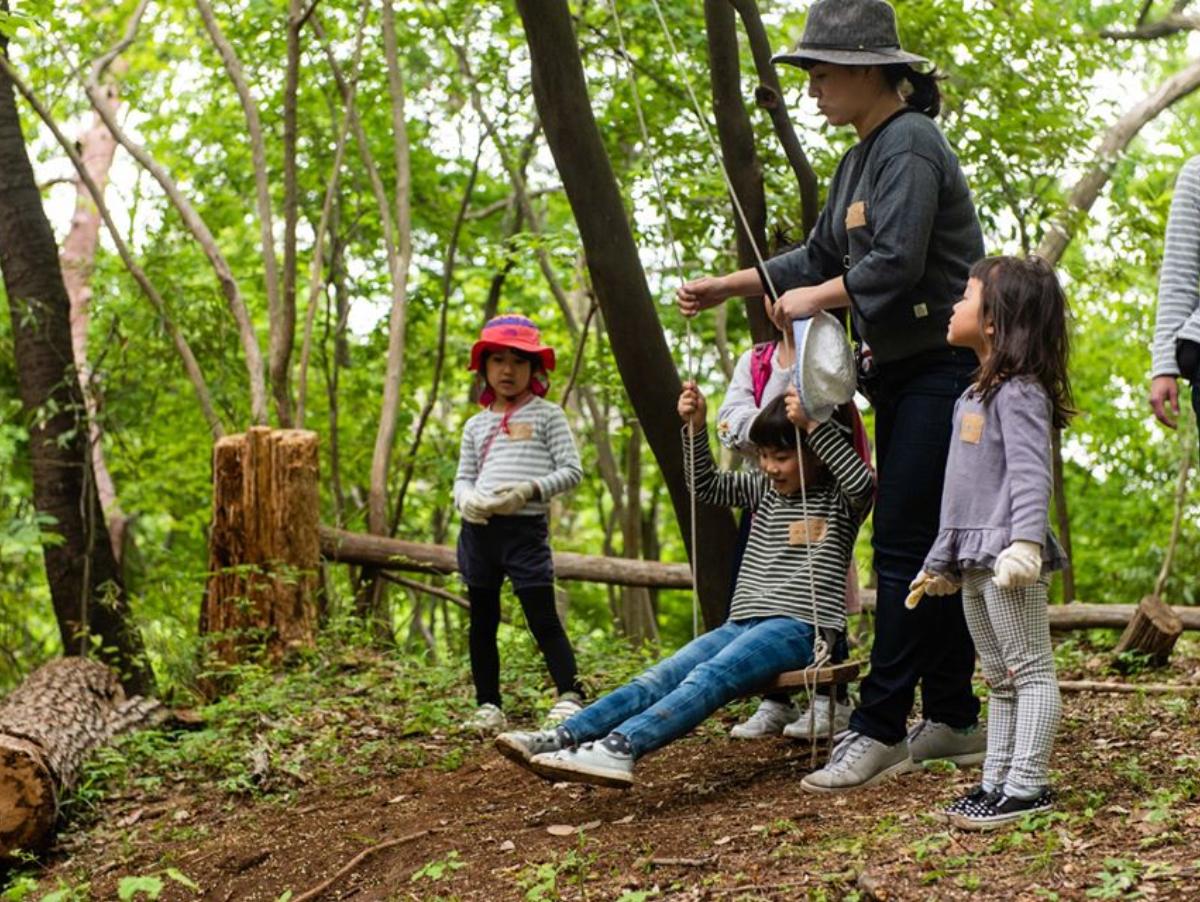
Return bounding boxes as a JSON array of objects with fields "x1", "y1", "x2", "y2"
[{"x1": 468, "y1": 584, "x2": 582, "y2": 708}]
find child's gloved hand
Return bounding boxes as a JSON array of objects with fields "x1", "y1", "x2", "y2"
[
  {"x1": 486, "y1": 482, "x2": 538, "y2": 515},
  {"x1": 677, "y1": 381, "x2": 706, "y2": 429},
  {"x1": 993, "y1": 540, "x2": 1042, "y2": 589},
  {"x1": 460, "y1": 490, "x2": 494, "y2": 524},
  {"x1": 906, "y1": 570, "x2": 960, "y2": 608}
]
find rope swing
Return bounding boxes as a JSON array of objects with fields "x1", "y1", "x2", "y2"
[{"x1": 603, "y1": 0, "x2": 833, "y2": 693}]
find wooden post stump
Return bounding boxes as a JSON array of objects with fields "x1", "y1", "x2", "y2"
[
  {"x1": 1113, "y1": 594, "x2": 1183, "y2": 667},
  {"x1": 0, "y1": 658, "x2": 162, "y2": 857},
  {"x1": 202, "y1": 428, "x2": 319, "y2": 667}
]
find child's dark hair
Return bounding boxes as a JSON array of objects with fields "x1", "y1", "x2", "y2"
[
  {"x1": 970, "y1": 255, "x2": 1074, "y2": 429},
  {"x1": 749, "y1": 396, "x2": 799, "y2": 451},
  {"x1": 480, "y1": 347, "x2": 543, "y2": 371},
  {"x1": 881, "y1": 64, "x2": 942, "y2": 118}
]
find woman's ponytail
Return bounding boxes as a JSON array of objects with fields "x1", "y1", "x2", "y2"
[{"x1": 882, "y1": 64, "x2": 942, "y2": 118}]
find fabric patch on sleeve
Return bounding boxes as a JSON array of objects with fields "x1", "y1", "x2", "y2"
[
  {"x1": 845, "y1": 201, "x2": 867, "y2": 230},
  {"x1": 960, "y1": 412, "x2": 985, "y2": 444}
]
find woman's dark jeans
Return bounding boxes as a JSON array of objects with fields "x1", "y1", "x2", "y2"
[{"x1": 849, "y1": 349, "x2": 981, "y2": 745}]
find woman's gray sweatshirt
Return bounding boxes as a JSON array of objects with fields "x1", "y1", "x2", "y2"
[{"x1": 763, "y1": 111, "x2": 983, "y2": 366}]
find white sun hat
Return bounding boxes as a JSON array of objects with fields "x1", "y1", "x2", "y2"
[{"x1": 791, "y1": 312, "x2": 856, "y2": 422}]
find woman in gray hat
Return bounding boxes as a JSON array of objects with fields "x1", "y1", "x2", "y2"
[{"x1": 678, "y1": 0, "x2": 987, "y2": 792}]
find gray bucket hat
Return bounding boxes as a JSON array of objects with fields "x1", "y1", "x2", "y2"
[{"x1": 773, "y1": 0, "x2": 930, "y2": 69}]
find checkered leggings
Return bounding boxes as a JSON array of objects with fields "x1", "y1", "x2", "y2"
[{"x1": 962, "y1": 570, "x2": 1061, "y2": 798}]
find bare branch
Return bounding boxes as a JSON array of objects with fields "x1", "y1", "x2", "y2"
[
  {"x1": 466, "y1": 184, "x2": 561, "y2": 220},
  {"x1": 1102, "y1": 11, "x2": 1200, "y2": 39},
  {"x1": 296, "y1": 1, "x2": 369, "y2": 428},
  {"x1": 560, "y1": 295, "x2": 598, "y2": 409},
  {"x1": 1, "y1": 55, "x2": 224, "y2": 438},
  {"x1": 85, "y1": 3, "x2": 267, "y2": 424},
  {"x1": 727, "y1": 0, "x2": 819, "y2": 235},
  {"x1": 195, "y1": 0, "x2": 287, "y2": 423},
  {"x1": 390, "y1": 147, "x2": 482, "y2": 535},
  {"x1": 1037, "y1": 55, "x2": 1200, "y2": 263}
]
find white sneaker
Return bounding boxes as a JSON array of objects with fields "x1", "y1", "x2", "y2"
[
  {"x1": 464, "y1": 703, "x2": 506, "y2": 736},
  {"x1": 782, "y1": 695, "x2": 854, "y2": 740},
  {"x1": 529, "y1": 741, "x2": 634, "y2": 789},
  {"x1": 729, "y1": 699, "x2": 800, "y2": 739},
  {"x1": 542, "y1": 692, "x2": 584, "y2": 729},
  {"x1": 800, "y1": 732, "x2": 912, "y2": 793}
]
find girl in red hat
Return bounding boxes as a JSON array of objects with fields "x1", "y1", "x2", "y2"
[{"x1": 454, "y1": 315, "x2": 585, "y2": 735}]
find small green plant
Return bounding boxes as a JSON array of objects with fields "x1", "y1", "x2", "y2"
[
  {"x1": 410, "y1": 850, "x2": 466, "y2": 883},
  {"x1": 1085, "y1": 857, "x2": 1144, "y2": 899},
  {"x1": 116, "y1": 868, "x2": 199, "y2": 901}
]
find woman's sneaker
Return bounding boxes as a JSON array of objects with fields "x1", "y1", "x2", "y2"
[
  {"x1": 529, "y1": 741, "x2": 634, "y2": 789},
  {"x1": 949, "y1": 789, "x2": 1054, "y2": 831},
  {"x1": 907, "y1": 719, "x2": 987, "y2": 766},
  {"x1": 782, "y1": 696, "x2": 853, "y2": 741},
  {"x1": 730, "y1": 699, "x2": 799, "y2": 739},
  {"x1": 464, "y1": 703, "x2": 506, "y2": 736},
  {"x1": 495, "y1": 729, "x2": 566, "y2": 766},
  {"x1": 542, "y1": 692, "x2": 584, "y2": 729},
  {"x1": 932, "y1": 785, "x2": 999, "y2": 823},
  {"x1": 800, "y1": 731, "x2": 912, "y2": 792}
]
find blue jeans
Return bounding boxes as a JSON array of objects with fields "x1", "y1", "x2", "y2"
[{"x1": 561, "y1": 617, "x2": 814, "y2": 758}]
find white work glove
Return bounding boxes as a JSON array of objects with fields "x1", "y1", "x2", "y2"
[
  {"x1": 484, "y1": 481, "x2": 538, "y2": 516},
  {"x1": 993, "y1": 540, "x2": 1043, "y2": 590},
  {"x1": 459, "y1": 490, "x2": 494, "y2": 525},
  {"x1": 905, "y1": 570, "x2": 960, "y2": 609}
]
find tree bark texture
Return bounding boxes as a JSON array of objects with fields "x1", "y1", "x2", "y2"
[
  {"x1": 727, "y1": 0, "x2": 819, "y2": 235},
  {"x1": 703, "y1": 0, "x2": 774, "y2": 343},
  {"x1": 620, "y1": 423, "x2": 659, "y2": 644},
  {"x1": 61, "y1": 93, "x2": 127, "y2": 564},
  {"x1": 0, "y1": 658, "x2": 163, "y2": 857},
  {"x1": 515, "y1": 0, "x2": 739, "y2": 628},
  {"x1": 0, "y1": 45, "x2": 153, "y2": 695},
  {"x1": 202, "y1": 428, "x2": 319, "y2": 667},
  {"x1": 1113, "y1": 595, "x2": 1183, "y2": 666}
]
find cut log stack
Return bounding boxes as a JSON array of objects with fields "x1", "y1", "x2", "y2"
[
  {"x1": 202, "y1": 428, "x2": 320, "y2": 667},
  {"x1": 1113, "y1": 594, "x2": 1184, "y2": 667},
  {"x1": 0, "y1": 658, "x2": 163, "y2": 857}
]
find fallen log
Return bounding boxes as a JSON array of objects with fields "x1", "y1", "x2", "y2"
[
  {"x1": 318, "y1": 531, "x2": 1200, "y2": 631},
  {"x1": 319, "y1": 526, "x2": 693, "y2": 589},
  {"x1": 1058, "y1": 680, "x2": 1200, "y2": 695},
  {"x1": 856, "y1": 593, "x2": 1200, "y2": 632},
  {"x1": 0, "y1": 658, "x2": 164, "y2": 857}
]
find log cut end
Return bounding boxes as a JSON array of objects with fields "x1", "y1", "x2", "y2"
[
  {"x1": 1114, "y1": 594, "x2": 1184, "y2": 667},
  {"x1": 0, "y1": 735, "x2": 56, "y2": 858}
]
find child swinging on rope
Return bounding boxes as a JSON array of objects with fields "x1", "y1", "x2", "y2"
[
  {"x1": 453, "y1": 315, "x2": 586, "y2": 736},
  {"x1": 718, "y1": 332, "x2": 872, "y2": 741},
  {"x1": 908, "y1": 257, "x2": 1072, "y2": 828},
  {"x1": 492, "y1": 355, "x2": 873, "y2": 789}
]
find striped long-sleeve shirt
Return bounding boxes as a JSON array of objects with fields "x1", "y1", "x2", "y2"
[
  {"x1": 685, "y1": 422, "x2": 874, "y2": 630},
  {"x1": 454, "y1": 396, "x2": 582, "y2": 517},
  {"x1": 1152, "y1": 155, "x2": 1200, "y2": 377}
]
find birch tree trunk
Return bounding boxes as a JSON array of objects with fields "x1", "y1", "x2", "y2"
[{"x1": 61, "y1": 92, "x2": 127, "y2": 566}]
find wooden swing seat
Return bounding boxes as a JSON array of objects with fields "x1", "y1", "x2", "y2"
[{"x1": 743, "y1": 660, "x2": 863, "y2": 767}]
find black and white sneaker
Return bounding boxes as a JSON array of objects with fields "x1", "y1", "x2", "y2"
[
  {"x1": 932, "y1": 785, "x2": 998, "y2": 823},
  {"x1": 949, "y1": 789, "x2": 1054, "y2": 831}
]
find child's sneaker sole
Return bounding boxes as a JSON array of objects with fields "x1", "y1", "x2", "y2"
[
  {"x1": 494, "y1": 735, "x2": 539, "y2": 768},
  {"x1": 528, "y1": 754, "x2": 633, "y2": 789}
]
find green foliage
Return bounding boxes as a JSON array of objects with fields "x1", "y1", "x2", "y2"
[{"x1": 410, "y1": 850, "x2": 466, "y2": 883}]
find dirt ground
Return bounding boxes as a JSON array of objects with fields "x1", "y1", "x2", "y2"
[{"x1": 25, "y1": 649, "x2": 1200, "y2": 901}]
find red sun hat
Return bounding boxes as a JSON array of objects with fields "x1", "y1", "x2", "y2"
[{"x1": 468, "y1": 315, "x2": 556, "y2": 373}]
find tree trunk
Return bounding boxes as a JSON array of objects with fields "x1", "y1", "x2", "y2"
[
  {"x1": 620, "y1": 422, "x2": 659, "y2": 644},
  {"x1": 1113, "y1": 595, "x2": 1183, "y2": 666},
  {"x1": 515, "y1": 0, "x2": 739, "y2": 629},
  {"x1": 0, "y1": 658, "x2": 163, "y2": 857},
  {"x1": 61, "y1": 94, "x2": 127, "y2": 567},
  {"x1": 703, "y1": 0, "x2": 774, "y2": 343},
  {"x1": 0, "y1": 38, "x2": 153, "y2": 695},
  {"x1": 202, "y1": 428, "x2": 320, "y2": 670}
]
